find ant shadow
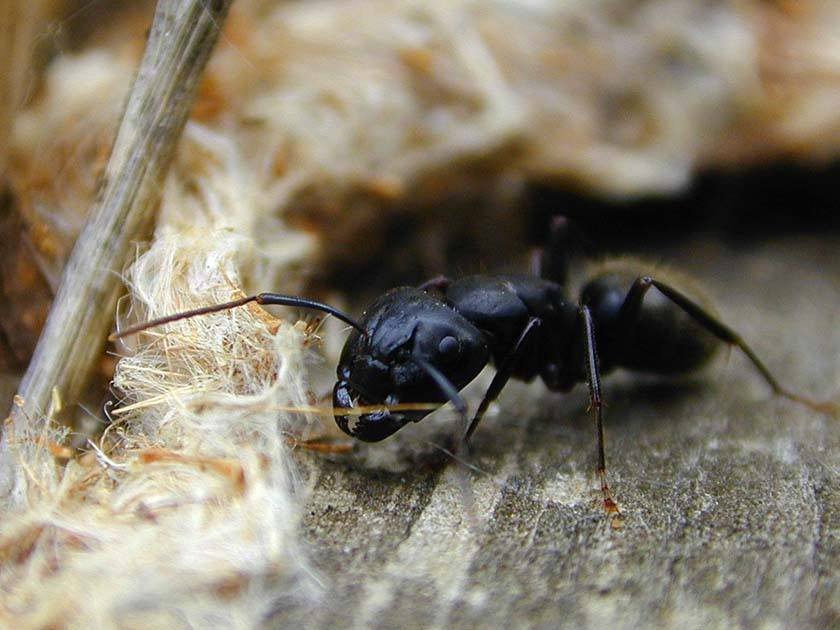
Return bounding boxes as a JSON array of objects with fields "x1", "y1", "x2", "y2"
[
  {"x1": 477, "y1": 374, "x2": 713, "y2": 459},
  {"x1": 319, "y1": 374, "x2": 716, "y2": 481}
]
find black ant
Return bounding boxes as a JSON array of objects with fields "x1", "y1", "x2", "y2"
[{"x1": 112, "y1": 218, "x2": 834, "y2": 515}]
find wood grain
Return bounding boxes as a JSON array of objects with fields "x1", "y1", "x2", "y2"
[{"x1": 292, "y1": 237, "x2": 840, "y2": 629}]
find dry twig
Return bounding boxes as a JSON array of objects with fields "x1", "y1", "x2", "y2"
[{"x1": 2, "y1": 0, "x2": 234, "y2": 502}]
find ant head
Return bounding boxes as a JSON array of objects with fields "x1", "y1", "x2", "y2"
[{"x1": 333, "y1": 287, "x2": 489, "y2": 442}]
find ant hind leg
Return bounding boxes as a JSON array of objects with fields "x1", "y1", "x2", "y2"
[{"x1": 621, "y1": 276, "x2": 837, "y2": 414}]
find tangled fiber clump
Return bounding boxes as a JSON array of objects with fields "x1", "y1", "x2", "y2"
[
  {"x1": 1, "y1": 228, "x2": 325, "y2": 625},
  {"x1": 1, "y1": 115, "x2": 326, "y2": 623}
]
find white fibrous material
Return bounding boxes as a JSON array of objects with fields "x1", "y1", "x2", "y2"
[
  {"x1": 3, "y1": 0, "x2": 840, "y2": 625},
  {"x1": 1, "y1": 125, "x2": 323, "y2": 624}
]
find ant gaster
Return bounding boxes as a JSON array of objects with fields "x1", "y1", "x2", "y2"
[{"x1": 113, "y1": 218, "x2": 833, "y2": 513}]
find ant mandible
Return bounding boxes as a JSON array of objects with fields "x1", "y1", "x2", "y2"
[{"x1": 112, "y1": 217, "x2": 833, "y2": 514}]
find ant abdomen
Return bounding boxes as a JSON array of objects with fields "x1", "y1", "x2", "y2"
[{"x1": 580, "y1": 260, "x2": 720, "y2": 375}]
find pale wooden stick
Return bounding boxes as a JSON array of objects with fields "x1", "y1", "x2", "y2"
[{"x1": 2, "y1": 0, "x2": 234, "y2": 498}]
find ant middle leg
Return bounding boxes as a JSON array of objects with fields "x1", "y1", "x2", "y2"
[
  {"x1": 464, "y1": 317, "x2": 542, "y2": 442},
  {"x1": 577, "y1": 306, "x2": 621, "y2": 519},
  {"x1": 619, "y1": 276, "x2": 837, "y2": 414}
]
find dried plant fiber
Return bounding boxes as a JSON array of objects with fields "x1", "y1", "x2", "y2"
[
  {"x1": 2, "y1": 124, "x2": 323, "y2": 626},
  {"x1": 3, "y1": 0, "x2": 840, "y2": 627}
]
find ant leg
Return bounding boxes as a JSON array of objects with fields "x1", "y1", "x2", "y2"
[
  {"x1": 624, "y1": 276, "x2": 836, "y2": 413},
  {"x1": 413, "y1": 355, "x2": 480, "y2": 528},
  {"x1": 464, "y1": 317, "x2": 542, "y2": 441},
  {"x1": 418, "y1": 275, "x2": 452, "y2": 293},
  {"x1": 531, "y1": 216, "x2": 570, "y2": 284},
  {"x1": 578, "y1": 306, "x2": 621, "y2": 517},
  {"x1": 615, "y1": 276, "x2": 650, "y2": 353}
]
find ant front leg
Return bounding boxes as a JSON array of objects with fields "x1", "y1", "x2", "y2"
[
  {"x1": 620, "y1": 276, "x2": 837, "y2": 414},
  {"x1": 577, "y1": 306, "x2": 621, "y2": 519},
  {"x1": 464, "y1": 317, "x2": 542, "y2": 442}
]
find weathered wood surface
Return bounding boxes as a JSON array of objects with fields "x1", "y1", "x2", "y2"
[{"x1": 290, "y1": 236, "x2": 839, "y2": 629}]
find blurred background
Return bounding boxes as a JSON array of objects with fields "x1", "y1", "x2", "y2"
[{"x1": 3, "y1": 1, "x2": 840, "y2": 382}]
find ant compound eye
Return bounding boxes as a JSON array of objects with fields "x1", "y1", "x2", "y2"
[{"x1": 438, "y1": 335, "x2": 459, "y2": 361}]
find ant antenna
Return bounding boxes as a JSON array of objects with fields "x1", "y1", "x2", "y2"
[{"x1": 110, "y1": 292, "x2": 366, "y2": 340}]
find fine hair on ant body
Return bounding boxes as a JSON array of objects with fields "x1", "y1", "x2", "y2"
[{"x1": 112, "y1": 217, "x2": 834, "y2": 515}]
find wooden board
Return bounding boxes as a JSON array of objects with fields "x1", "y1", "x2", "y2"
[{"x1": 290, "y1": 235, "x2": 839, "y2": 629}]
